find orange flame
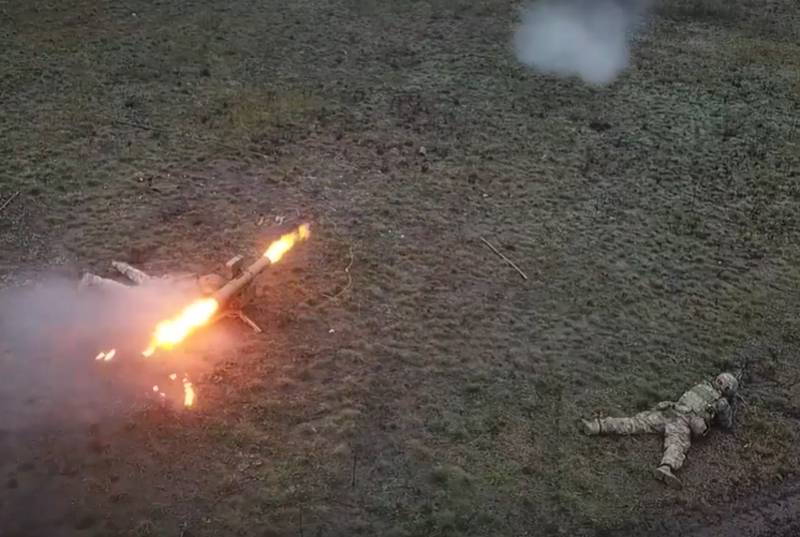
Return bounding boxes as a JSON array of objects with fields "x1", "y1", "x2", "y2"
[
  {"x1": 142, "y1": 297, "x2": 219, "y2": 357},
  {"x1": 265, "y1": 224, "x2": 311, "y2": 263},
  {"x1": 140, "y1": 224, "x2": 310, "y2": 358}
]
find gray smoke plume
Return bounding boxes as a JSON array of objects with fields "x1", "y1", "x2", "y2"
[
  {"x1": 0, "y1": 277, "x2": 202, "y2": 430},
  {"x1": 513, "y1": 0, "x2": 650, "y2": 86}
]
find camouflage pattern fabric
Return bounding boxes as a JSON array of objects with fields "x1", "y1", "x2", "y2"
[
  {"x1": 661, "y1": 418, "x2": 691, "y2": 470},
  {"x1": 597, "y1": 410, "x2": 692, "y2": 470},
  {"x1": 677, "y1": 380, "x2": 722, "y2": 420},
  {"x1": 599, "y1": 410, "x2": 668, "y2": 435},
  {"x1": 586, "y1": 373, "x2": 739, "y2": 479},
  {"x1": 596, "y1": 379, "x2": 734, "y2": 471},
  {"x1": 677, "y1": 380, "x2": 735, "y2": 430}
]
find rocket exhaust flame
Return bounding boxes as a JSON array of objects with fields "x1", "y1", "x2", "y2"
[
  {"x1": 91, "y1": 224, "x2": 311, "y2": 409},
  {"x1": 265, "y1": 223, "x2": 311, "y2": 263},
  {"x1": 142, "y1": 223, "x2": 310, "y2": 357},
  {"x1": 141, "y1": 298, "x2": 219, "y2": 358}
]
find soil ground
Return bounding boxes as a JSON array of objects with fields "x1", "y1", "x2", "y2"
[{"x1": 1, "y1": 0, "x2": 800, "y2": 536}]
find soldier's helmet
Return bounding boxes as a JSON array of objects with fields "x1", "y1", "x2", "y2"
[{"x1": 713, "y1": 372, "x2": 738, "y2": 397}]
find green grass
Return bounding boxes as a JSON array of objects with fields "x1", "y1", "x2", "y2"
[
  {"x1": 657, "y1": 0, "x2": 741, "y2": 21},
  {"x1": 2, "y1": 0, "x2": 800, "y2": 536}
]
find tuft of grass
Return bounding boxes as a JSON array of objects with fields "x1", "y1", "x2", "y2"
[
  {"x1": 733, "y1": 38, "x2": 800, "y2": 70},
  {"x1": 131, "y1": 519, "x2": 155, "y2": 537},
  {"x1": 431, "y1": 463, "x2": 474, "y2": 490},
  {"x1": 657, "y1": 0, "x2": 741, "y2": 21},
  {"x1": 196, "y1": 86, "x2": 322, "y2": 143},
  {"x1": 217, "y1": 474, "x2": 243, "y2": 497}
]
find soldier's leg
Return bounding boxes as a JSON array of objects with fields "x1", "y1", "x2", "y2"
[
  {"x1": 653, "y1": 418, "x2": 691, "y2": 489},
  {"x1": 661, "y1": 418, "x2": 692, "y2": 471},
  {"x1": 585, "y1": 410, "x2": 666, "y2": 435}
]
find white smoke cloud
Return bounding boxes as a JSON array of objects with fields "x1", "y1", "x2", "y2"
[
  {"x1": 513, "y1": 0, "x2": 650, "y2": 86},
  {"x1": 0, "y1": 277, "x2": 204, "y2": 430}
]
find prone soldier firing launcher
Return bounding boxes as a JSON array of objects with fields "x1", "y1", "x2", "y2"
[{"x1": 580, "y1": 372, "x2": 739, "y2": 489}]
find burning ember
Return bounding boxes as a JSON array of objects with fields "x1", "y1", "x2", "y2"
[
  {"x1": 95, "y1": 349, "x2": 116, "y2": 361},
  {"x1": 183, "y1": 377, "x2": 195, "y2": 408},
  {"x1": 142, "y1": 298, "x2": 219, "y2": 358},
  {"x1": 94, "y1": 223, "x2": 311, "y2": 409}
]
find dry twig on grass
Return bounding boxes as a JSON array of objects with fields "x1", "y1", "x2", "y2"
[
  {"x1": 321, "y1": 245, "x2": 354, "y2": 303},
  {"x1": 0, "y1": 191, "x2": 19, "y2": 214},
  {"x1": 480, "y1": 237, "x2": 528, "y2": 281}
]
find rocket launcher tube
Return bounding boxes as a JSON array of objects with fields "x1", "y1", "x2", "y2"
[
  {"x1": 212, "y1": 256, "x2": 272, "y2": 305},
  {"x1": 213, "y1": 223, "x2": 310, "y2": 305},
  {"x1": 141, "y1": 224, "x2": 310, "y2": 357}
]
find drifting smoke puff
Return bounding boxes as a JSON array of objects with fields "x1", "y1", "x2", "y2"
[
  {"x1": 0, "y1": 277, "x2": 200, "y2": 430},
  {"x1": 513, "y1": 0, "x2": 650, "y2": 86}
]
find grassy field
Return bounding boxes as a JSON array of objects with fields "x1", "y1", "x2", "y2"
[{"x1": 1, "y1": 0, "x2": 800, "y2": 535}]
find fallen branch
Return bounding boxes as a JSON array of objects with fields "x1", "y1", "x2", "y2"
[
  {"x1": 480, "y1": 237, "x2": 528, "y2": 281},
  {"x1": 351, "y1": 449, "x2": 358, "y2": 489},
  {"x1": 111, "y1": 119, "x2": 155, "y2": 131},
  {"x1": 0, "y1": 191, "x2": 19, "y2": 213}
]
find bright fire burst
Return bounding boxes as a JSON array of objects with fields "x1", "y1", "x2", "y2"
[
  {"x1": 93, "y1": 224, "x2": 310, "y2": 410},
  {"x1": 265, "y1": 223, "x2": 311, "y2": 263},
  {"x1": 142, "y1": 298, "x2": 219, "y2": 357},
  {"x1": 141, "y1": 224, "x2": 310, "y2": 358}
]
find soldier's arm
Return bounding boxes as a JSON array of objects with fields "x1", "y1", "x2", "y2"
[{"x1": 713, "y1": 398, "x2": 735, "y2": 430}]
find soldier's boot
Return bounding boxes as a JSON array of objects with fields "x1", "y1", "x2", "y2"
[
  {"x1": 579, "y1": 419, "x2": 601, "y2": 435},
  {"x1": 653, "y1": 465, "x2": 682, "y2": 490}
]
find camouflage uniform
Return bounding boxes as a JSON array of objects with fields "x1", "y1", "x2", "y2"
[{"x1": 581, "y1": 373, "x2": 738, "y2": 489}]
